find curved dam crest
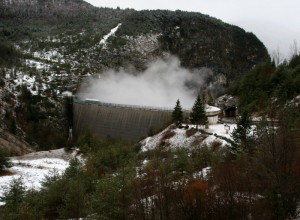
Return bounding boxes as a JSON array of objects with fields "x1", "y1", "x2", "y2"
[{"x1": 73, "y1": 98, "x2": 174, "y2": 141}]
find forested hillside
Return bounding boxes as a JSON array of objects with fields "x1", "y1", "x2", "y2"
[
  {"x1": 3, "y1": 3, "x2": 299, "y2": 218},
  {"x1": 1, "y1": 56, "x2": 300, "y2": 219},
  {"x1": 230, "y1": 54, "x2": 300, "y2": 114},
  {"x1": 0, "y1": 0, "x2": 269, "y2": 149}
]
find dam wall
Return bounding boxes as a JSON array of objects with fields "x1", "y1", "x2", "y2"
[{"x1": 73, "y1": 99, "x2": 173, "y2": 141}]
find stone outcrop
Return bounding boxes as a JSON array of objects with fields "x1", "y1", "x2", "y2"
[{"x1": 0, "y1": 128, "x2": 34, "y2": 156}]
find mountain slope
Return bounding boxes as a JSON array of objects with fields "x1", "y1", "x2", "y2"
[{"x1": 0, "y1": 1, "x2": 270, "y2": 150}]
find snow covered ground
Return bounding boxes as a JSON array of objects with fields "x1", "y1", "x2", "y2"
[
  {"x1": 0, "y1": 149, "x2": 75, "y2": 206},
  {"x1": 25, "y1": 59, "x2": 51, "y2": 70},
  {"x1": 206, "y1": 123, "x2": 236, "y2": 139},
  {"x1": 0, "y1": 123, "x2": 238, "y2": 206},
  {"x1": 141, "y1": 123, "x2": 237, "y2": 152}
]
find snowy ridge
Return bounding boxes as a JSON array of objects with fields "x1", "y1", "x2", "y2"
[{"x1": 141, "y1": 123, "x2": 236, "y2": 152}]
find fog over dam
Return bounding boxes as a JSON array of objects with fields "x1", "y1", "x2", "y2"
[{"x1": 73, "y1": 57, "x2": 219, "y2": 141}]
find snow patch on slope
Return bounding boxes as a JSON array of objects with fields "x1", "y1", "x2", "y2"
[
  {"x1": 141, "y1": 123, "x2": 236, "y2": 152},
  {"x1": 26, "y1": 59, "x2": 51, "y2": 70},
  {"x1": 33, "y1": 50, "x2": 64, "y2": 63},
  {"x1": 100, "y1": 23, "x2": 122, "y2": 46}
]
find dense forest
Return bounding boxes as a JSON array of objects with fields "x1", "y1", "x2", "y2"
[
  {"x1": 1, "y1": 56, "x2": 299, "y2": 220},
  {"x1": 230, "y1": 55, "x2": 300, "y2": 114}
]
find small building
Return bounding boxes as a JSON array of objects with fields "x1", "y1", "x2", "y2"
[
  {"x1": 214, "y1": 94, "x2": 238, "y2": 117},
  {"x1": 205, "y1": 105, "x2": 221, "y2": 125}
]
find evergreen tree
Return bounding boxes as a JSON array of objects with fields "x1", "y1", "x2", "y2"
[
  {"x1": 190, "y1": 95, "x2": 207, "y2": 129},
  {"x1": 172, "y1": 99, "x2": 183, "y2": 126},
  {"x1": 231, "y1": 111, "x2": 252, "y2": 153},
  {"x1": 0, "y1": 178, "x2": 25, "y2": 220}
]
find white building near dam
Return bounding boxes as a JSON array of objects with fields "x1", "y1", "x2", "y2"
[{"x1": 205, "y1": 105, "x2": 221, "y2": 125}]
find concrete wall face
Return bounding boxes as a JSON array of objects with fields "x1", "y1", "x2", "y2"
[
  {"x1": 207, "y1": 115, "x2": 218, "y2": 125},
  {"x1": 73, "y1": 102, "x2": 172, "y2": 141}
]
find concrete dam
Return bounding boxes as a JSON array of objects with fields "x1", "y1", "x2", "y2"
[{"x1": 73, "y1": 98, "x2": 173, "y2": 141}]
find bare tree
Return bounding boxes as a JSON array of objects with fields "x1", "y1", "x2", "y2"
[
  {"x1": 272, "y1": 47, "x2": 283, "y2": 66},
  {"x1": 289, "y1": 39, "x2": 299, "y2": 60}
]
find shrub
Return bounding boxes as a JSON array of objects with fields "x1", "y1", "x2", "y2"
[
  {"x1": 186, "y1": 129, "x2": 197, "y2": 137},
  {"x1": 161, "y1": 130, "x2": 176, "y2": 141},
  {"x1": 0, "y1": 148, "x2": 11, "y2": 173}
]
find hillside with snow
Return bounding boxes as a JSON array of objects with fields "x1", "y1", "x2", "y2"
[
  {"x1": 0, "y1": 148, "x2": 81, "y2": 206},
  {"x1": 0, "y1": 3, "x2": 270, "y2": 150},
  {"x1": 0, "y1": 123, "x2": 236, "y2": 206},
  {"x1": 141, "y1": 123, "x2": 236, "y2": 152}
]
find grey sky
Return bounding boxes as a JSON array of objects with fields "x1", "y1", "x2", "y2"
[{"x1": 85, "y1": 0, "x2": 300, "y2": 60}]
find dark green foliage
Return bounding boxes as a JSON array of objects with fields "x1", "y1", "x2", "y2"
[
  {"x1": 231, "y1": 111, "x2": 253, "y2": 154},
  {"x1": 0, "y1": 148, "x2": 11, "y2": 172},
  {"x1": 190, "y1": 94, "x2": 207, "y2": 128},
  {"x1": 76, "y1": 131, "x2": 103, "y2": 153},
  {"x1": 0, "y1": 41, "x2": 21, "y2": 65},
  {"x1": 228, "y1": 58, "x2": 300, "y2": 218},
  {"x1": 109, "y1": 36, "x2": 128, "y2": 48},
  {"x1": 59, "y1": 179, "x2": 87, "y2": 219},
  {"x1": 172, "y1": 99, "x2": 183, "y2": 126},
  {"x1": 24, "y1": 160, "x2": 89, "y2": 219},
  {"x1": 172, "y1": 148, "x2": 192, "y2": 173},
  {"x1": 0, "y1": 41, "x2": 14, "y2": 59},
  {"x1": 0, "y1": 178, "x2": 25, "y2": 220},
  {"x1": 289, "y1": 54, "x2": 300, "y2": 69},
  {"x1": 64, "y1": 158, "x2": 83, "y2": 179},
  {"x1": 13, "y1": 85, "x2": 67, "y2": 149},
  {"x1": 91, "y1": 166, "x2": 136, "y2": 219},
  {"x1": 230, "y1": 56, "x2": 300, "y2": 114}
]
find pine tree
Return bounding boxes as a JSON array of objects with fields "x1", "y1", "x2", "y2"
[
  {"x1": 190, "y1": 95, "x2": 207, "y2": 129},
  {"x1": 172, "y1": 99, "x2": 183, "y2": 126},
  {"x1": 231, "y1": 111, "x2": 252, "y2": 153},
  {"x1": 0, "y1": 178, "x2": 25, "y2": 219}
]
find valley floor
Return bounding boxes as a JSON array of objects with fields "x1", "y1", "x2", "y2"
[
  {"x1": 0, "y1": 149, "x2": 73, "y2": 206},
  {"x1": 0, "y1": 122, "x2": 237, "y2": 206}
]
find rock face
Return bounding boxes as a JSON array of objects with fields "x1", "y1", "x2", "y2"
[
  {"x1": 215, "y1": 94, "x2": 238, "y2": 117},
  {"x1": 118, "y1": 10, "x2": 270, "y2": 83},
  {"x1": 0, "y1": 128, "x2": 34, "y2": 156}
]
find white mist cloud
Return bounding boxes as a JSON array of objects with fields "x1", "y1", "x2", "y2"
[{"x1": 78, "y1": 56, "x2": 212, "y2": 109}]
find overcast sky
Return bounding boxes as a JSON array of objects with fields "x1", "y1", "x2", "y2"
[{"x1": 85, "y1": 0, "x2": 300, "y2": 60}]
